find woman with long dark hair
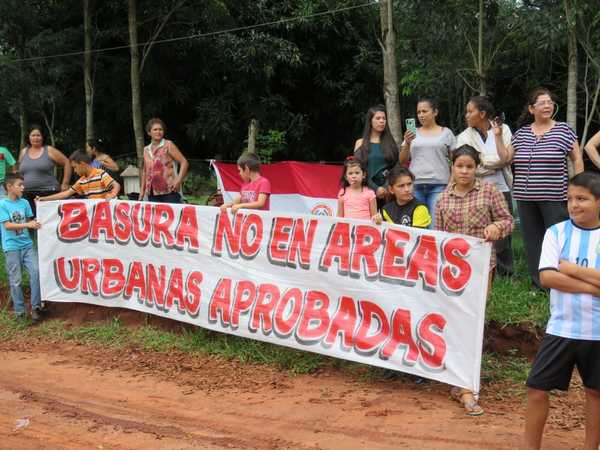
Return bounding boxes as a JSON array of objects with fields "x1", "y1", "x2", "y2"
[
  {"x1": 399, "y1": 97, "x2": 455, "y2": 220},
  {"x1": 354, "y1": 105, "x2": 399, "y2": 208},
  {"x1": 457, "y1": 95, "x2": 514, "y2": 276},
  {"x1": 86, "y1": 138, "x2": 119, "y2": 172},
  {"x1": 504, "y1": 88, "x2": 584, "y2": 289}
]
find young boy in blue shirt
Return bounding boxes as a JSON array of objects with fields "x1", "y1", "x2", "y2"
[
  {"x1": 0, "y1": 173, "x2": 42, "y2": 323},
  {"x1": 524, "y1": 171, "x2": 600, "y2": 450}
]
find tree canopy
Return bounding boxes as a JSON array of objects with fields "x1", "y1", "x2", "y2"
[{"x1": 0, "y1": 0, "x2": 598, "y2": 164}]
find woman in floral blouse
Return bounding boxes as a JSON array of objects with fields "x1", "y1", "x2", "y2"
[{"x1": 139, "y1": 118, "x2": 189, "y2": 203}]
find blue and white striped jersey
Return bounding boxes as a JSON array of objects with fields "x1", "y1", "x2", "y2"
[{"x1": 539, "y1": 219, "x2": 600, "y2": 340}]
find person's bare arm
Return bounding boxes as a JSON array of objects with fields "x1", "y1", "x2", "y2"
[
  {"x1": 354, "y1": 138, "x2": 363, "y2": 152},
  {"x1": 2, "y1": 219, "x2": 41, "y2": 231},
  {"x1": 231, "y1": 193, "x2": 268, "y2": 212},
  {"x1": 398, "y1": 130, "x2": 415, "y2": 164},
  {"x1": 559, "y1": 260, "x2": 600, "y2": 288},
  {"x1": 568, "y1": 141, "x2": 584, "y2": 175},
  {"x1": 48, "y1": 147, "x2": 72, "y2": 191},
  {"x1": 98, "y1": 154, "x2": 119, "y2": 172},
  {"x1": 106, "y1": 181, "x2": 120, "y2": 199},
  {"x1": 540, "y1": 269, "x2": 600, "y2": 296},
  {"x1": 138, "y1": 159, "x2": 147, "y2": 201},
  {"x1": 167, "y1": 142, "x2": 189, "y2": 192},
  {"x1": 37, "y1": 189, "x2": 74, "y2": 202},
  {"x1": 584, "y1": 131, "x2": 600, "y2": 170},
  {"x1": 337, "y1": 199, "x2": 344, "y2": 218}
]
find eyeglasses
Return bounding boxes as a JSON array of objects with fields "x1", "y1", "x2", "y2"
[{"x1": 533, "y1": 100, "x2": 555, "y2": 108}]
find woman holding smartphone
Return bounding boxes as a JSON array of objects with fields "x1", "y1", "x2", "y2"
[
  {"x1": 456, "y1": 96, "x2": 514, "y2": 276},
  {"x1": 399, "y1": 97, "x2": 456, "y2": 220},
  {"x1": 354, "y1": 105, "x2": 399, "y2": 208}
]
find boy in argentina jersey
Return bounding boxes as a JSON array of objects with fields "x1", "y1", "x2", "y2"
[{"x1": 523, "y1": 172, "x2": 600, "y2": 450}]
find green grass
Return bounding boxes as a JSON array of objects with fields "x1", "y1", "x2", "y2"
[{"x1": 486, "y1": 232, "x2": 550, "y2": 328}]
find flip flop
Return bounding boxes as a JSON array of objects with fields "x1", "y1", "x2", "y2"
[{"x1": 451, "y1": 387, "x2": 484, "y2": 416}]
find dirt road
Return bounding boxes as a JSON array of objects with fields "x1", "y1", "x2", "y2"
[{"x1": 0, "y1": 339, "x2": 584, "y2": 450}]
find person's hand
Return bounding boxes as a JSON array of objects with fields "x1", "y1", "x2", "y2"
[
  {"x1": 231, "y1": 204, "x2": 242, "y2": 213},
  {"x1": 559, "y1": 259, "x2": 577, "y2": 275},
  {"x1": 491, "y1": 119, "x2": 502, "y2": 137},
  {"x1": 483, "y1": 223, "x2": 501, "y2": 241},
  {"x1": 34, "y1": 196, "x2": 41, "y2": 202},
  {"x1": 27, "y1": 220, "x2": 41, "y2": 230},
  {"x1": 61, "y1": 183, "x2": 69, "y2": 192},
  {"x1": 168, "y1": 179, "x2": 182, "y2": 192},
  {"x1": 375, "y1": 187, "x2": 387, "y2": 199},
  {"x1": 372, "y1": 213, "x2": 382, "y2": 225},
  {"x1": 138, "y1": 192, "x2": 145, "y2": 201},
  {"x1": 404, "y1": 129, "x2": 416, "y2": 144},
  {"x1": 219, "y1": 203, "x2": 231, "y2": 212}
]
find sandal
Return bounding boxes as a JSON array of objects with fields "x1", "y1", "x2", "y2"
[{"x1": 451, "y1": 387, "x2": 484, "y2": 416}]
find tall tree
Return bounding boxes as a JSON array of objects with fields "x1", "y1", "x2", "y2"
[
  {"x1": 565, "y1": 0, "x2": 577, "y2": 129},
  {"x1": 84, "y1": 0, "x2": 95, "y2": 140},
  {"x1": 128, "y1": 0, "x2": 144, "y2": 163},
  {"x1": 379, "y1": 0, "x2": 402, "y2": 143}
]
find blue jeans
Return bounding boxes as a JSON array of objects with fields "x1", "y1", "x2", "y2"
[
  {"x1": 413, "y1": 183, "x2": 446, "y2": 227},
  {"x1": 5, "y1": 246, "x2": 41, "y2": 315}
]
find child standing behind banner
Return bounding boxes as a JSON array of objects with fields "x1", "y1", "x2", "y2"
[
  {"x1": 220, "y1": 152, "x2": 271, "y2": 212},
  {"x1": 435, "y1": 144, "x2": 514, "y2": 416},
  {"x1": 337, "y1": 156, "x2": 380, "y2": 223},
  {"x1": 36, "y1": 150, "x2": 120, "y2": 201},
  {"x1": 0, "y1": 173, "x2": 42, "y2": 324},
  {"x1": 380, "y1": 165, "x2": 431, "y2": 382},
  {"x1": 381, "y1": 165, "x2": 431, "y2": 228}
]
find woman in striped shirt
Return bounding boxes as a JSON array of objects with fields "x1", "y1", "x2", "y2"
[{"x1": 501, "y1": 88, "x2": 584, "y2": 290}]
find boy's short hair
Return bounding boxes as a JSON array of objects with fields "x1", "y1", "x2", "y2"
[
  {"x1": 69, "y1": 150, "x2": 92, "y2": 164},
  {"x1": 569, "y1": 171, "x2": 600, "y2": 199},
  {"x1": 387, "y1": 165, "x2": 415, "y2": 185},
  {"x1": 237, "y1": 152, "x2": 261, "y2": 172},
  {"x1": 3, "y1": 172, "x2": 24, "y2": 188}
]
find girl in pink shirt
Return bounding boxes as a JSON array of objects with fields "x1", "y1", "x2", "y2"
[{"x1": 337, "y1": 157, "x2": 379, "y2": 222}]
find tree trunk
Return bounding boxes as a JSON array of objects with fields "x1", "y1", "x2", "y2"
[
  {"x1": 565, "y1": 0, "x2": 577, "y2": 130},
  {"x1": 247, "y1": 118, "x2": 258, "y2": 154},
  {"x1": 18, "y1": 100, "x2": 28, "y2": 150},
  {"x1": 379, "y1": 0, "x2": 402, "y2": 145},
  {"x1": 84, "y1": 0, "x2": 95, "y2": 141},
  {"x1": 477, "y1": 0, "x2": 486, "y2": 95},
  {"x1": 17, "y1": 43, "x2": 28, "y2": 150},
  {"x1": 128, "y1": 0, "x2": 145, "y2": 165}
]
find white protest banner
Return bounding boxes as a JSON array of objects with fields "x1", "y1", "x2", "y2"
[{"x1": 37, "y1": 200, "x2": 490, "y2": 392}]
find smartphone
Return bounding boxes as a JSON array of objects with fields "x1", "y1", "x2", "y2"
[{"x1": 405, "y1": 118, "x2": 417, "y2": 134}]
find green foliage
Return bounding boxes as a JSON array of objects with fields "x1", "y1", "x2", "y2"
[{"x1": 256, "y1": 129, "x2": 287, "y2": 163}]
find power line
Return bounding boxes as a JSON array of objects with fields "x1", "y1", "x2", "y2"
[{"x1": 8, "y1": 1, "x2": 378, "y2": 64}]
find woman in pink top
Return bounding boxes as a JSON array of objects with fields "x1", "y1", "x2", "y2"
[
  {"x1": 337, "y1": 157, "x2": 380, "y2": 222},
  {"x1": 139, "y1": 118, "x2": 189, "y2": 203}
]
